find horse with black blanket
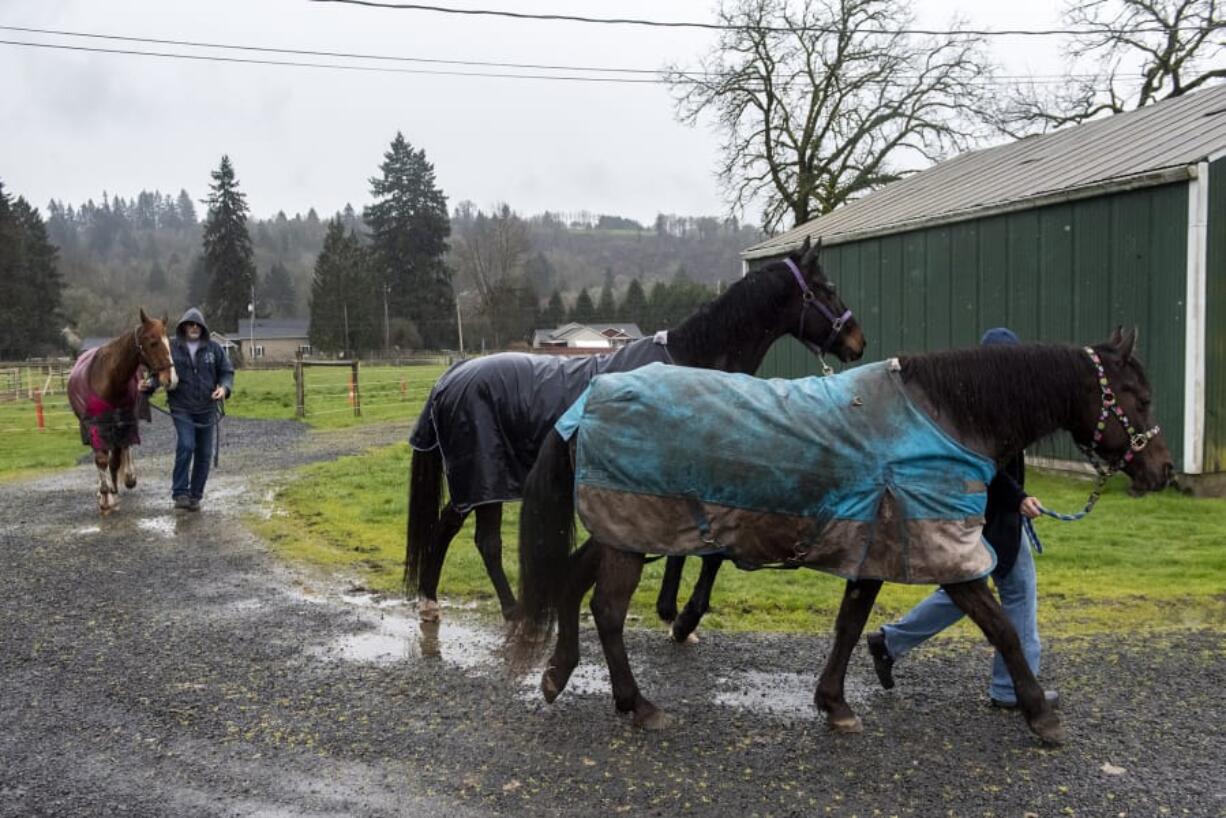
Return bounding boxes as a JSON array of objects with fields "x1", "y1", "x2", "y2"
[
  {"x1": 406, "y1": 238, "x2": 865, "y2": 621},
  {"x1": 511, "y1": 328, "x2": 1172, "y2": 744}
]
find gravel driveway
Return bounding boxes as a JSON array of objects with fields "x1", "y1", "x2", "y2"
[{"x1": 2, "y1": 413, "x2": 1223, "y2": 817}]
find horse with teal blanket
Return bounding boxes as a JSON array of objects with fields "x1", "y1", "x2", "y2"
[
  {"x1": 406, "y1": 238, "x2": 865, "y2": 621},
  {"x1": 510, "y1": 328, "x2": 1172, "y2": 744}
]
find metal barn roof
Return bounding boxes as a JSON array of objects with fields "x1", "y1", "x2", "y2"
[{"x1": 744, "y1": 83, "x2": 1226, "y2": 259}]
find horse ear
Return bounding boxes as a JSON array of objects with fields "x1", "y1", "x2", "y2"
[
  {"x1": 797, "y1": 236, "x2": 811, "y2": 259},
  {"x1": 139, "y1": 307, "x2": 150, "y2": 324},
  {"x1": 1117, "y1": 326, "x2": 1138, "y2": 361},
  {"x1": 800, "y1": 236, "x2": 822, "y2": 270},
  {"x1": 1108, "y1": 325, "x2": 1123, "y2": 346}
]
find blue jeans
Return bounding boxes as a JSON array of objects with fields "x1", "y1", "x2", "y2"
[
  {"x1": 171, "y1": 410, "x2": 216, "y2": 500},
  {"x1": 880, "y1": 537, "x2": 1040, "y2": 703}
]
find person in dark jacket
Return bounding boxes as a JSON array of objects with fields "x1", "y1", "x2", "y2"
[
  {"x1": 865, "y1": 327, "x2": 1058, "y2": 709},
  {"x1": 141, "y1": 307, "x2": 234, "y2": 511}
]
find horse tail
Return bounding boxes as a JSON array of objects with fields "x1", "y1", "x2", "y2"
[
  {"x1": 509, "y1": 431, "x2": 576, "y2": 670},
  {"x1": 405, "y1": 446, "x2": 444, "y2": 597}
]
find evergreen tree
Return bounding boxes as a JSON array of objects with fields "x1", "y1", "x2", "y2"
[
  {"x1": 570, "y1": 288, "x2": 596, "y2": 324},
  {"x1": 647, "y1": 280, "x2": 671, "y2": 330},
  {"x1": 596, "y1": 269, "x2": 617, "y2": 321},
  {"x1": 620, "y1": 277, "x2": 648, "y2": 325},
  {"x1": 201, "y1": 155, "x2": 257, "y2": 331},
  {"x1": 309, "y1": 219, "x2": 377, "y2": 353},
  {"x1": 364, "y1": 132, "x2": 454, "y2": 348},
  {"x1": 523, "y1": 251, "x2": 556, "y2": 295},
  {"x1": 187, "y1": 254, "x2": 209, "y2": 307},
  {"x1": 540, "y1": 289, "x2": 565, "y2": 329},
  {"x1": 177, "y1": 189, "x2": 197, "y2": 226},
  {"x1": 0, "y1": 183, "x2": 64, "y2": 358},
  {"x1": 263, "y1": 260, "x2": 297, "y2": 316},
  {"x1": 147, "y1": 259, "x2": 167, "y2": 291}
]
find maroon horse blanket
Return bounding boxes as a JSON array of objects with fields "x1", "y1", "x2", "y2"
[{"x1": 67, "y1": 347, "x2": 145, "y2": 451}]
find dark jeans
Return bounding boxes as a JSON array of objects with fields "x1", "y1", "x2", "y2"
[{"x1": 172, "y1": 409, "x2": 216, "y2": 500}]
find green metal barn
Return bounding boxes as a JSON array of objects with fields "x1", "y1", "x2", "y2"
[{"x1": 746, "y1": 83, "x2": 1226, "y2": 485}]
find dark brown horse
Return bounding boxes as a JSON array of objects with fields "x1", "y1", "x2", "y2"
[
  {"x1": 67, "y1": 309, "x2": 177, "y2": 514},
  {"x1": 406, "y1": 238, "x2": 866, "y2": 622},
  {"x1": 511, "y1": 328, "x2": 1173, "y2": 744}
]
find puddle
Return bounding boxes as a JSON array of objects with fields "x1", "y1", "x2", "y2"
[
  {"x1": 137, "y1": 516, "x2": 178, "y2": 538},
  {"x1": 515, "y1": 662, "x2": 610, "y2": 700},
  {"x1": 713, "y1": 670, "x2": 873, "y2": 719},
  {"x1": 74, "y1": 526, "x2": 102, "y2": 535},
  {"x1": 311, "y1": 609, "x2": 503, "y2": 670}
]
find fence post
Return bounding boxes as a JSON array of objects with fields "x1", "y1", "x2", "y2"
[
  {"x1": 400, "y1": 376, "x2": 407, "y2": 402},
  {"x1": 351, "y1": 361, "x2": 362, "y2": 418},
  {"x1": 294, "y1": 352, "x2": 305, "y2": 420},
  {"x1": 34, "y1": 389, "x2": 45, "y2": 430}
]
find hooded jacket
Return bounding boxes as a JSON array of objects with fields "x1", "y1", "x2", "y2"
[{"x1": 168, "y1": 307, "x2": 235, "y2": 413}]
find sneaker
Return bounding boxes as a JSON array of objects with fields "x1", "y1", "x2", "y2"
[
  {"x1": 865, "y1": 630, "x2": 895, "y2": 690},
  {"x1": 173, "y1": 495, "x2": 192, "y2": 510},
  {"x1": 186, "y1": 498, "x2": 201, "y2": 512},
  {"x1": 990, "y1": 689, "x2": 1061, "y2": 710}
]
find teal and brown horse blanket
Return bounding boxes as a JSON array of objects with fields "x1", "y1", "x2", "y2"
[{"x1": 555, "y1": 361, "x2": 998, "y2": 584}]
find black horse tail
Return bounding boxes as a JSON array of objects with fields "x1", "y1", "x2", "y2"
[
  {"x1": 509, "y1": 431, "x2": 576, "y2": 670},
  {"x1": 405, "y1": 446, "x2": 444, "y2": 597}
]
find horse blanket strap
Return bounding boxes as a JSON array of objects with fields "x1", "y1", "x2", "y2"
[
  {"x1": 555, "y1": 361, "x2": 999, "y2": 585},
  {"x1": 67, "y1": 347, "x2": 144, "y2": 452},
  {"x1": 409, "y1": 336, "x2": 674, "y2": 512}
]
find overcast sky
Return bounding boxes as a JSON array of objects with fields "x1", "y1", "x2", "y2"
[{"x1": 1, "y1": 0, "x2": 1067, "y2": 224}]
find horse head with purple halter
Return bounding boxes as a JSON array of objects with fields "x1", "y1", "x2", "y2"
[{"x1": 782, "y1": 237, "x2": 863, "y2": 374}]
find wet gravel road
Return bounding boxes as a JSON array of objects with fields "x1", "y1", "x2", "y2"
[{"x1": 2, "y1": 414, "x2": 1224, "y2": 817}]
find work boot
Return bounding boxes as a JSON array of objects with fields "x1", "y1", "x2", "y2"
[
  {"x1": 866, "y1": 630, "x2": 895, "y2": 690},
  {"x1": 173, "y1": 495, "x2": 192, "y2": 510}
]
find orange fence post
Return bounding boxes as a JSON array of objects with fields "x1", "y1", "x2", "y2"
[{"x1": 34, "y1": 389, "x2": 45, "y2": 430}]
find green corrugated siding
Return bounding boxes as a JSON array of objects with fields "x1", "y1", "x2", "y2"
[
  {"x1": 757, "y1": 183, "x2": 1190, "y2": 469},
  {"x1": 1205, "y1": 158, "x2": 1226, "y2": 472}
]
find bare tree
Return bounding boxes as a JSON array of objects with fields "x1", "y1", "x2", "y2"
[
  {"x1": 666, "y1": 0, "x2": 993, "y2": 233},
  {"x1": 452, "y1": 203, "x2": 532, "y2": 306},
  {"x1": 996, "y1": 0, "x2": 1225, "y2": 137}
]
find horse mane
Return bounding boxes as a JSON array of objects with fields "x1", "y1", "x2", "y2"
[
  {"x1": 898, "y1": 344, "x2": 1089, "y2": 454},
  {"x1": 667, "y1": 262, "x2": 794, "y2": 359}
]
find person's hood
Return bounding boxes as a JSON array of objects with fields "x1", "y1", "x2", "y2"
[
  {"x1": 177, "y1": 307, "x2": 210, "y2": 339},
  {"x1": 980, "y1": 327, "x2": 1019, "y2": 346}
]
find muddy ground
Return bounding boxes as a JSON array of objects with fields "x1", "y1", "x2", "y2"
[{"x1": 1, "y1": 414, "x2": 1224, "y2": 817}]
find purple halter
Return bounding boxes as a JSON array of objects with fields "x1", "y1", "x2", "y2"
[{"x1": 783, "y1": 258, "x2": 853, "y2": 360}]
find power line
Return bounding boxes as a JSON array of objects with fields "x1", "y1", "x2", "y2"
[
  {"x1": 0, "y1": 23, "x2": 666, "y2": 75},
  {"x1": 0, "y1": 37, "x2": 1107, "y2": 88},
  {"x1": 0, "y1": 39, "x2": 662, "y2": 83},
  {"x1": 309, "y1": 0, "x2": 1207, "y2": 37}
]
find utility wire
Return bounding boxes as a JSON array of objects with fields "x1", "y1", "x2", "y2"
[
  {"x1": 0, "y1": 39, "x2": 662, "y2": 82},
  {"x1": 0, "y1": 25, "x2": 1105, "y2": 81},
  {"x1": 0, "y1": 37, "x2": 1106, "y2": 87},
  {"x1": 309, "y1": 0, "x2": 1208, "y2": 37}
]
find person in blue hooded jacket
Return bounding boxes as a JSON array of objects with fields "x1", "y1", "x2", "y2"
[
  {"x1": 141, "y1": 307, "x2": 234, "y2": 511},
  {"x1": 865, "y1": 327, "x2": 1059, "y2": 710}
]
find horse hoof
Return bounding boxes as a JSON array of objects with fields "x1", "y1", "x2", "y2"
[
  {"x1": 669, "y1": 625, "x2": 699, "y2": 645},
  {"x1": 541, "y1": 668, "x2": 562, "y2": 704},
  {"x1": 633, "y1": 708, "x2": 674, "y2": 730},
  {"x1": 501, "y1": 604, "x2": 522, "y2": 622},
  {"x1": 125, "y1": 477, "x2": 137, "y2": 489},
  {"x1": 827, "y1": 714, "x2": 864, "y2": 734},
  {"x1": 418, "y1": 599, "x2": 441, "y2": 622},
  {"x1": 1029, "y1": 712, "x2": 1066, "y2": 746}
]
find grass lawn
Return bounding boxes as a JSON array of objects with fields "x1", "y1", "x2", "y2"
[
  {"x1": 0, "y1": 363, "x2": 447, "y2": 478},
  {"x1": 257, "y1": 442, "x2": 1226, "y2": 638}
]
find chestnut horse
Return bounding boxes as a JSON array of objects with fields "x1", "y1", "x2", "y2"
[{"x1": 67, "y1": 309, "x2": 177, "y2": 514}]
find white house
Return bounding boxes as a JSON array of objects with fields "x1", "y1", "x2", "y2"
[{"x1": 531, "y1": 322, "x2": 644, "y2": 350}]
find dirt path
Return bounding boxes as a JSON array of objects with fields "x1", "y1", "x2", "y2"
[{"x1": 2, "y1": 415, "x2": 1223, "y2": 817}]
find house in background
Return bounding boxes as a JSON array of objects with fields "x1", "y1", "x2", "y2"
[
  {"x1": 229, "y1": 318, "x2": 311, "y2": 363},
  {"x1": 532, "y1": 322, "x2": 644, "y2": 351}
]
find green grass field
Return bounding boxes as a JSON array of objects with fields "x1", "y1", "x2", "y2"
[
  {"x1": 257, "y1": 442, "x2": 1226, "y2": 638},
  {"x1": 0, "y1": 363, "x2": 447, "y2": 478}
]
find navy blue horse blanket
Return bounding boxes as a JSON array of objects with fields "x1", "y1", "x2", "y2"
[
  {"x1": 410, "y1": 336, "x2": 672, "y2": 512},
  {"x1": 555, "y1": 361, "x2": 999, "y2": 584}
]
